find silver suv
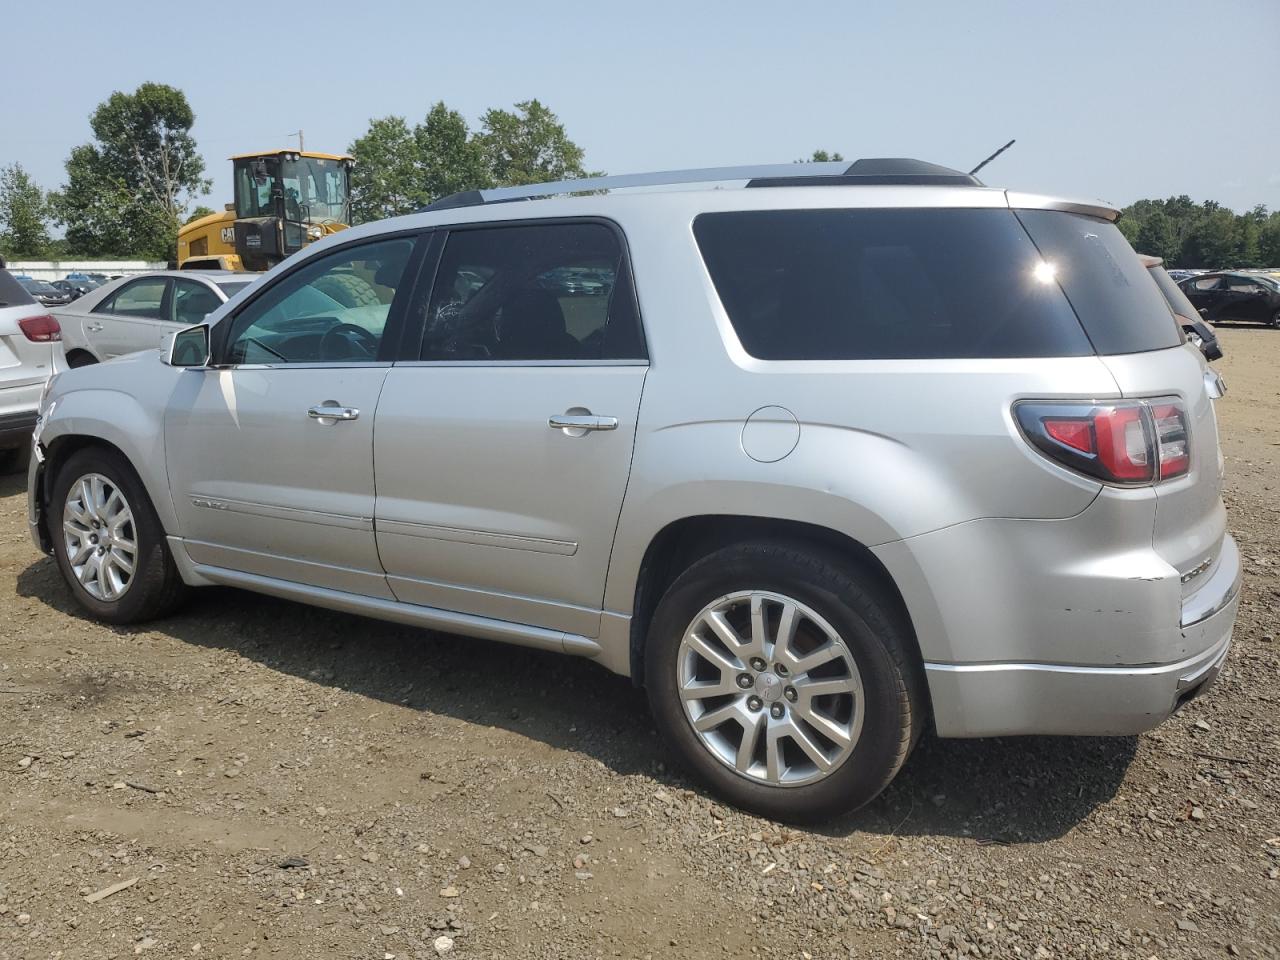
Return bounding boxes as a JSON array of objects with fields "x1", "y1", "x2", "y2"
[{"x1": 26, "y1": 159, "x2": 1241, "y2": 821}]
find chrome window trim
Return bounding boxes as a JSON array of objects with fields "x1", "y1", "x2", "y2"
[
  {"x1": 393, "y1": 358, "x2": 648, "y2": 369},
  {"x1": 212, "y1": 361, "x2": 394, "y2": 371}
]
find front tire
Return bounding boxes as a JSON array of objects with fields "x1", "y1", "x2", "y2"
[
  {"x1": 645, "y1": 542, "x2": 923, "y2": 822},
  {"x1": 49, "y1": 446, "x2": 187, "y2": 623}
]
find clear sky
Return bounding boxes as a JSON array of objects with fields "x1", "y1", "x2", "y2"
[{"x1": 4, "y1": 0, "x2": 1278, "y2": 214}]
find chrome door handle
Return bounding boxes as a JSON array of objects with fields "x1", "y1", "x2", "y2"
[
  {"x1": 549, "y1": 414, "x2": 618, "y2": 433},
  {"x1": 308, "y1": 402, "x2": 360, "y2": 422},
  {"x1": 86, "y1": 322, "x2": 103, "y2": 333}
]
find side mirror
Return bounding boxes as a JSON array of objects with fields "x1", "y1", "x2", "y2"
[{"x1": 164, "y1": 324, "x2": 211, "y2": 368}]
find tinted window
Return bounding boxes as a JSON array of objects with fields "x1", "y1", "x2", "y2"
[
  {"x1": 0, "y1": 269, "x2": 36, "y2": 307},
  {"x1": 101, "y1": 278, "x2": 168, "y2": 319},
  {"x1": 1225, "y1": 275, "x2": 1263, "y2": 291},
  {"x1": 694, "y1": 208, "x2": 1092, "y2": 360},
  {"x1": 1017, "y1": 210, "x2": 1182, "y2": 354},
  {"x1": 172, "y1": 279, "x2": 223, "y2": 326},
  {"x1": 215, "y1": 280, "x2": 252, "y2": 298},
  {"x1": 420, "y1": 222, "x2": 644, "y2": 361},
  {"x1": 1148, "y1": 265, "x2": 1200, "y2": 322},
  {"x1": 224, "y1": 238, "x2": 415, "y2": 364}
]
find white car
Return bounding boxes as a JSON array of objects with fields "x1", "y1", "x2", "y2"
[
  {"x1": 54, "y1": 270, "x2": 255, "y2": 366},
  {"x1": 0, "y1": 259, "x2": 66, "y2": 471}
]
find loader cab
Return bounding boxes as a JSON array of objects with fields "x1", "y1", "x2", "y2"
[{"x1": 230, "y1": 151, "x2": 353, "y2": 271}]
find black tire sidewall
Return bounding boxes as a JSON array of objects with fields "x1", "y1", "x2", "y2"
[
  {"x1": 645, "y1": 544, "x2": 915, "y2": 822},
  {"x1": 49, "y1": 447, "x2": 177, "y2": 624}
]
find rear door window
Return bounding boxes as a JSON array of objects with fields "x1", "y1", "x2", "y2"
[
  {"x1": 1015, "y1": 210, "x2": 1182, "y2": 354},
  {"x1": 693, "y1": 208, "x2": 1092, "y2": 360},
  {"x1": 419, "y1": 222, "x2": 645, "y2": 362},
  {"x1": 98, "y1": 278, "x2": 169, "y2": 319}
]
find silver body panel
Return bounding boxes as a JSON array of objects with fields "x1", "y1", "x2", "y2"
[{"x1": 27, "y1": 180, "x2": 1238, "y2": 742}]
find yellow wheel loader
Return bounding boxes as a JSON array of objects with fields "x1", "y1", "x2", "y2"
[{"x1": 177, "y1": 150, "x2": 354, "y2": 271}]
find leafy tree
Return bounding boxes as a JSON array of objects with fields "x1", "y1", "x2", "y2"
[
  {"x1": 1134, "y1": 211, "x2": 1179, "y2": 264},
  {"x1": 185, "y1": 205, "x2": 216, "y2": 224},
  {"x1": 348, "y1": 116, "x2": 423, "y2": 222},
  {"x1": 477, "y1": 99, "x2": 590, "y2": 187},
  {"x1": 414, "y1": 102, "x2": 491, "y2": 202},
  {"x1": 800, "y1": 150, "x2": 845, "y2": 162},
  {"x1": 1259, "y1": 212, "x2": 1280, "y2": 267},
  {"x1": 349, "y1": 99, "x2": 592, "y2": 223},
  {"x1": 0, "y1": 163, "x2": 51, "y2": 258},
  {"x1": 51, "y1": 83, "x2": 210, "y2": 259},
  {"x1": 1181, "y1": 208, "x2": 1238, "y2": 268}
]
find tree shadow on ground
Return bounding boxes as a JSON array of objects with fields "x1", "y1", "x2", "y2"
[{"x1": 16, "y1": 556, "x2": 1136, "y2": 843}]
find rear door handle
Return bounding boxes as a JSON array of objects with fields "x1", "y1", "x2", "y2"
[
  {"x1": 86, "y1": 322, "x2": 103, "y2": 333},
  {"x1": 548, "y1": 414, "x2": 618, "y2": 433},
  {"x1": 308, "y1": 402, "x2": 360, "y2": 422}
]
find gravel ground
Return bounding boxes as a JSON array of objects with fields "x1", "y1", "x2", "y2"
[{"x1": 1, "y1": 326, "x2": 1277, "y2": 960}]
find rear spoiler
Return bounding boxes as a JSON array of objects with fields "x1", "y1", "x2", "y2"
[{"x1": 1005, "y1": 191, "x2": 1120, "y2": 222}]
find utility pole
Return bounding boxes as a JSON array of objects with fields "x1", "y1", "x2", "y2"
[{"x1": 286, "y1": 129, "x2": 305, "y2": 152}]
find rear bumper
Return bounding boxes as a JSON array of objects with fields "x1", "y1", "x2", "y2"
[
  {"x1": 922, "y1": 534, "x2": 1240, "y2": 737},
  {"x1": 0, "y1": 410, "x2": 38, "y2": 447}
]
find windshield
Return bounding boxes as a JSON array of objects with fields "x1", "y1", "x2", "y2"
[
  {"x1": 281, "y1": 156, "x2": 349, "y2": 223},
  {"x1": 234, "y1": 155, "x2": 349, "y2": 224},
  {"x1": 1149, "y1": 264, "x2": 1201, "y2": 320}
]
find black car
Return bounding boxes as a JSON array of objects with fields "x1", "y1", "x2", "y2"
[
  {"x1": 17, "y1": 277, "x2": 72, "y2": 307},
  {"x1": 50, "y1": 279, "x2": 95, "y2": 301},
  {"x1": 1178, "y1": 272, "x2": 1280, "y2": 327}
]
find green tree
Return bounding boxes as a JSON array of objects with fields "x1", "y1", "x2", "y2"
[
  {"x1": 185, "y1": 205, "x2": 216, "y2": 224},
  {"x1": 348, "y1": 115, "x2": 423, "y2": 222},
  {"x1": 0, "y1": 163, "x2": 51, "y2": 258},
  {"x1": 477, "y1": 99, "x2": 590, "y2": 187},
  {"x1": 1181, "y1": 207, "x2": 1238, "y2": 268},
  {"x1": 1259, "y1": 211, "x2": 1280, "y2": 267},
  {"x1": 799, "y1": 150, "x2": 844, "y2": 162},
  {"x1": 51, "y1": 82, "x2": 209, "y2": 259},
  {"x1": 1134, "y1": 211, "x2": 1179, "y2": 264},
  {"x1": 413, "y1": 102, "x2": 491, "y2": 202}
]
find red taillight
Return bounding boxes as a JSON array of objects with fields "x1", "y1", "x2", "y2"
[
  {"x1": 17, "y1": 314, "x2": 61, "y2": 342},
  {"x1": 1016, "y1": 398, "x2": 1189, "y2": 486}
]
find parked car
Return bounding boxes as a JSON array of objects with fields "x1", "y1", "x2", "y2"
[
  {"x1": 0, "y1": 257, "x2": 66, "y2": 472},
  {"x1": 52, "y1": 270, "x2": 255, "y2": 366},
  {"x1": 26, "y1": 159, "x2": 1240, "y2": 821},
  {"x1": 17, "y1": 277, "x2": 73, "y2": 308},
  {"x1": 51, "y1": 280, "x2": 94, "y2": 301},
  {"x1": 1139, "y1": 255, "x2": 1222, "y2": 360},
  {"x1": 1179, "y1": 271, "x2": 1280, "y2": 327}
]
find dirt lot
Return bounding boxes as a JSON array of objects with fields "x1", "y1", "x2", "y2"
[{"x1": 1, "y1": 327, "x2": 1277, "y2": 960}]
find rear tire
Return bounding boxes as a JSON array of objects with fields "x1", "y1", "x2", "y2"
[
  {"x1": 645, "y1": 541, "x2": 923, "y2": 822},
  {"x1": 66, "y1": 351, "x2": 98, "y2": 368},
  {"x1": 48, "y1": 446, "x2": 187, "y2": 623},
  {"x1": 1270, "y1": 309, "x2": 1280, "y2": 329}
]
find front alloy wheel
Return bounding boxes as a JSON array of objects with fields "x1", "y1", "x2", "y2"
[
  {"x1": 62, "y1": 473, "x2": 138, "y2": 600},
  {"x1": 678, "y1": 590, "x2": 863, "y2": 786}
]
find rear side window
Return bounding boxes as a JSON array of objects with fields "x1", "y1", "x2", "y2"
[
  {"x1": 1016, "y1": 210, "x2": 1181, "y2": 354},
  {"x1": 1149, "y1": 265, "x2": 1200, "y2": 321},
  {"x1": 0, "y1": 269, "x2": 36, "y2": 307},
  {"x1": 693, "y1": 208, "x2": 1092, "y2": 360}
]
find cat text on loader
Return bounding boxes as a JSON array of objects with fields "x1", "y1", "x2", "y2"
[{"x1": 177, "y1": 150, "x2": 354, "y2": 271}]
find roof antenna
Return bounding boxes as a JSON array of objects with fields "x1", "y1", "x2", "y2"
[{"x1": 969, "y1": 139, "x2": 1016, "y2": 176}]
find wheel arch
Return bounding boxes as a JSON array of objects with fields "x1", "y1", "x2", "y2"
[
  {"x1": 626, "y1": 514, "x2": 925, "y2": 689},
  {"x1": 64, "y1": 347, "x2": 100, "y2": 368}
]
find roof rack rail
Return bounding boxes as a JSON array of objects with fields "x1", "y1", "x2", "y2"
[{"x1": 421, "y1": 158, "x2": 981, "y2": 212}]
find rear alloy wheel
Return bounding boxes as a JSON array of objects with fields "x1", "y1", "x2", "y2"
[
  {"x1": 646, "y1": 542, "x2": 923, "y2": 822},
  {"x1": 677, "y1": 591, "x2": 864, "y2": 786},
  {"x1": 49, "y1": 447, "x2": 187, "y2": 623}
]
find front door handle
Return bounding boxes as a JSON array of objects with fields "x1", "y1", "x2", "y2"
[
  {"x1": 308, "y1": 402, "x2": 360, "y2": 423},
  {"x1": 548, "y1": 414, "x2": 618, "y2": 433}
]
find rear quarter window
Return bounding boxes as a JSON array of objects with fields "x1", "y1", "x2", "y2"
[
  {"x1": 0, "y1": 269, "x2": 37, "y2": 307},
  {"x1": 1015, "y1": 210, "x2": 1181, "y2": 355},
  {"x1": 693, "y1": 208, "x2": 1093, "y2": 360}
]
